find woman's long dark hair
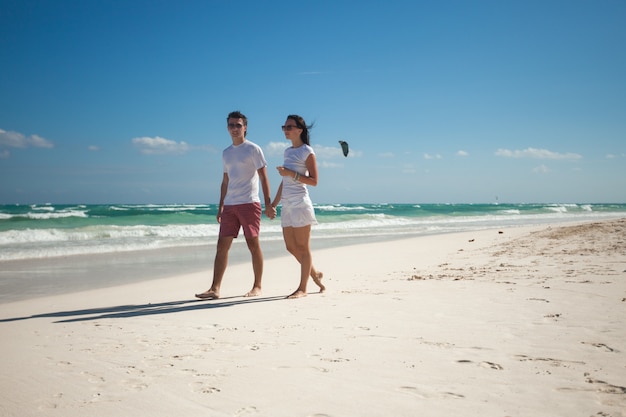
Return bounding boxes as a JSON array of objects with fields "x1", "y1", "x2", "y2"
[{"x1": 287, "y1": 114, "x2": 313, "y2": 145}]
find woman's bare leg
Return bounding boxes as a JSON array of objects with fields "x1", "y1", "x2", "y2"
[{"x1": 282, "y1": 226, "x2": 324, "y2": 297}]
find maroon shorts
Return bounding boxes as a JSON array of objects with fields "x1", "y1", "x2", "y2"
[{"x1": 219, "y1": 203, "x2": 262, "y2": 239}]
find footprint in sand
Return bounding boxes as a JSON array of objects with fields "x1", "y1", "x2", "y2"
[
  {"x1": 123, "y1": 379, "x2": 148, "y2": 391},
  {"x1": 584, "y1": 374, "x2": 626, "y2": 394},
  {"x1": 398, "y1": 386, "x2": 428, "y2": 399},
  {"x1": 399, "y1": 386, "x2": 465, "y2": 399},
  {"x1": 480, "y1": 361, "x2": 504, "y2": 370},
  {"x1": 36, "y1": 393, "x2": 63, "y2": 410},
  {"x1": 235, "y1": 406, "x2": 258, "y2": 415},
  {"x1": 456, "y1": 359, "x2": 503, "y2": 370},
  {"x1": 581, "y1": 342, "x2": 617, "y2": 352},
  {"x1": 122, "y1": 365, "x2": 145, "y2": 376},
  {"x1": 191, "y1": 381, "x2": 221, "y2": 394},
  {"x1": 515, "y1": 354, "x2": 585, "y2": 367},
  {"x1": 320, "y1": 357, "x2": 351, "y2": 363},
  {"x1": 528, "y1": 297, "x2": 550, "y2": 303},
  {"x1": 81, "y1": 371, "x2": 105, "y2": 384},
  {"x1": 443, "y1": 392, "x2": 465, "y2": 398}
]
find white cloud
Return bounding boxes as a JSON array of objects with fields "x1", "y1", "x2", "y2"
[
  {"x1": 606, "y1": 153, "x2": 626, "y2": 159},
  {"x1": 456, "y1": 150, "x2": 469, "y2": 157},
  {"x1": 402, "y1": 164, "x2": 417, "y2": 174},
  {"x1": 0, "y1": 150, "x2": 9, "y2": 159},
  {"x1": 378, "y1": 152, "x2": 394, "y2": 158},
  {"x1": 0, "y1": 129, "x2": 54, "y2": 149},
  {"x1": 132, "y1": 136, "x2": 190, "y2": 155},
  {"x1": 495, "y1": 147, "x2": 581, "y2": 160},
  {"x1": 88, "y1": 145, "x2": 101, "y2": 151},
  {"x1": 319, "y1": 161, "x2": 343, "y2": 168},
  {"x1": 532, "y1": 164, "x2": 550, "y2": 174},
  {"x1": 265, "y1": 141, "x2": 289, "y2": 157},
  {"x1": 423, "y1": 153, "x2": 442, "y2": 160}
]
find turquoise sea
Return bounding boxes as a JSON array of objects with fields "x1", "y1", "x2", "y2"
[
  {"x1": 2, "y1": 202, "x2": 625, "y2": 302},
  {"x1": 2, "y1": 202, "x2": 626, "y2": 262}
]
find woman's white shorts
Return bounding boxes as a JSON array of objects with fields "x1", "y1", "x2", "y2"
[{"x1": 280, "y1": 196, "x2": 317, "y2": 228}]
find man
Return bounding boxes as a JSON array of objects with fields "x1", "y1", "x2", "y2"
[{"x1": 195, "y1": 111, "x2": 275, "y2": 299}]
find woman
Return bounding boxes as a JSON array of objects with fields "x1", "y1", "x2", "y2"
[{"x1": 272, "y1": 115, "x2": 325, "y2": 298}]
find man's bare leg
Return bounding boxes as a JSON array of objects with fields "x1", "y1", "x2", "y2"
[
  {"x1": 244, "y1": 236, "x2": 263, "y2": 297},
  {"x1": 195, "y1": 236, "x2": 233, "y2": 299}
]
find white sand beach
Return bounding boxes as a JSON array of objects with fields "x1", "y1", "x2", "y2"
[{"x1": 1, "y1": 219, "x2": 625, "y2": 417}]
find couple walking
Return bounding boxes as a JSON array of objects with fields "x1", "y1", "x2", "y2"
[{"x1": 195, "y1": 111, "x2": 324, "y2": 300}]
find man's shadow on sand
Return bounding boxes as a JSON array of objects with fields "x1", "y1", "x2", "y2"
[{"x1": 0, "y1": 295, "x2": 292, "y2": 324}]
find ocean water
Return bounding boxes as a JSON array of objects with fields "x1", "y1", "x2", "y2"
[{"x1": 2, "y1": 202, "x2": 626, "y2": 262}]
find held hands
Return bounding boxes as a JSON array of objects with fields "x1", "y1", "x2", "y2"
[{"x1": 265, "y1": 205, "x2": 277, "y2": 220}]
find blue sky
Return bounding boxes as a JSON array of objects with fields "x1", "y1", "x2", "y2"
[{"x1": 1, "y1": 0, "x2": 625, "y2": 204}]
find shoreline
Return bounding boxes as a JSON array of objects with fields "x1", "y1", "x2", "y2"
[
  {"x1": 0, "y1": 232, "x2": 434, "y2": 304},
  {"x1": 0, "y1": 226, "x2": 521, "y2": 304},
  {"x1": 0, "y1": 218, "x2": 624, "y2": 416},
  {"x1": 1, "y1": 217, "x2": 620, "y2": 304}
]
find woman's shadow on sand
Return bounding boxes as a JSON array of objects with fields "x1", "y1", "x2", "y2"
[{"x1": 0, "y1": 295, "x2": 289, "y2": 323}]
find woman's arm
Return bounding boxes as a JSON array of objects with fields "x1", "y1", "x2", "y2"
[
  {"x1": 271, "y1": 182, "x2": 283, "y2": 208},
  {"x1": 300, "y1": 153, "x2": 318, "y2": 186}
]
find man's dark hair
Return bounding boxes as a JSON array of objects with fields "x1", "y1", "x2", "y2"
[{"x1": 227, "y1": 110, "x2": 247, "y2": 125}]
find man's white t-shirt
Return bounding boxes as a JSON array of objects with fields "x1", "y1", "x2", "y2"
[{"x1": 222, "y1": 140, "x2": 267, "y2": 206}]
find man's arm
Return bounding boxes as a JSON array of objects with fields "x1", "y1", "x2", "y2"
[
  {"x1": 257, "y1": 166, "x2": 275, "y2": 219},
  {"x1": 217, "y1": 172, "x2": 228, "y2": 223}
]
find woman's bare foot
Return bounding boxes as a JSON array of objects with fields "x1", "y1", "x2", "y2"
[
  {"x1": 195, "y1": 290, "x2": 219, "y2": 299},
  {"x1": 311, "y1": 271, "x2": 325, "y2": 292},
  {"x1": 244, "y1": 287, "x2": 262, "y2": 297},
  {"x1": 287, "y1": 290, "x2": 307, "y2": 299}
]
